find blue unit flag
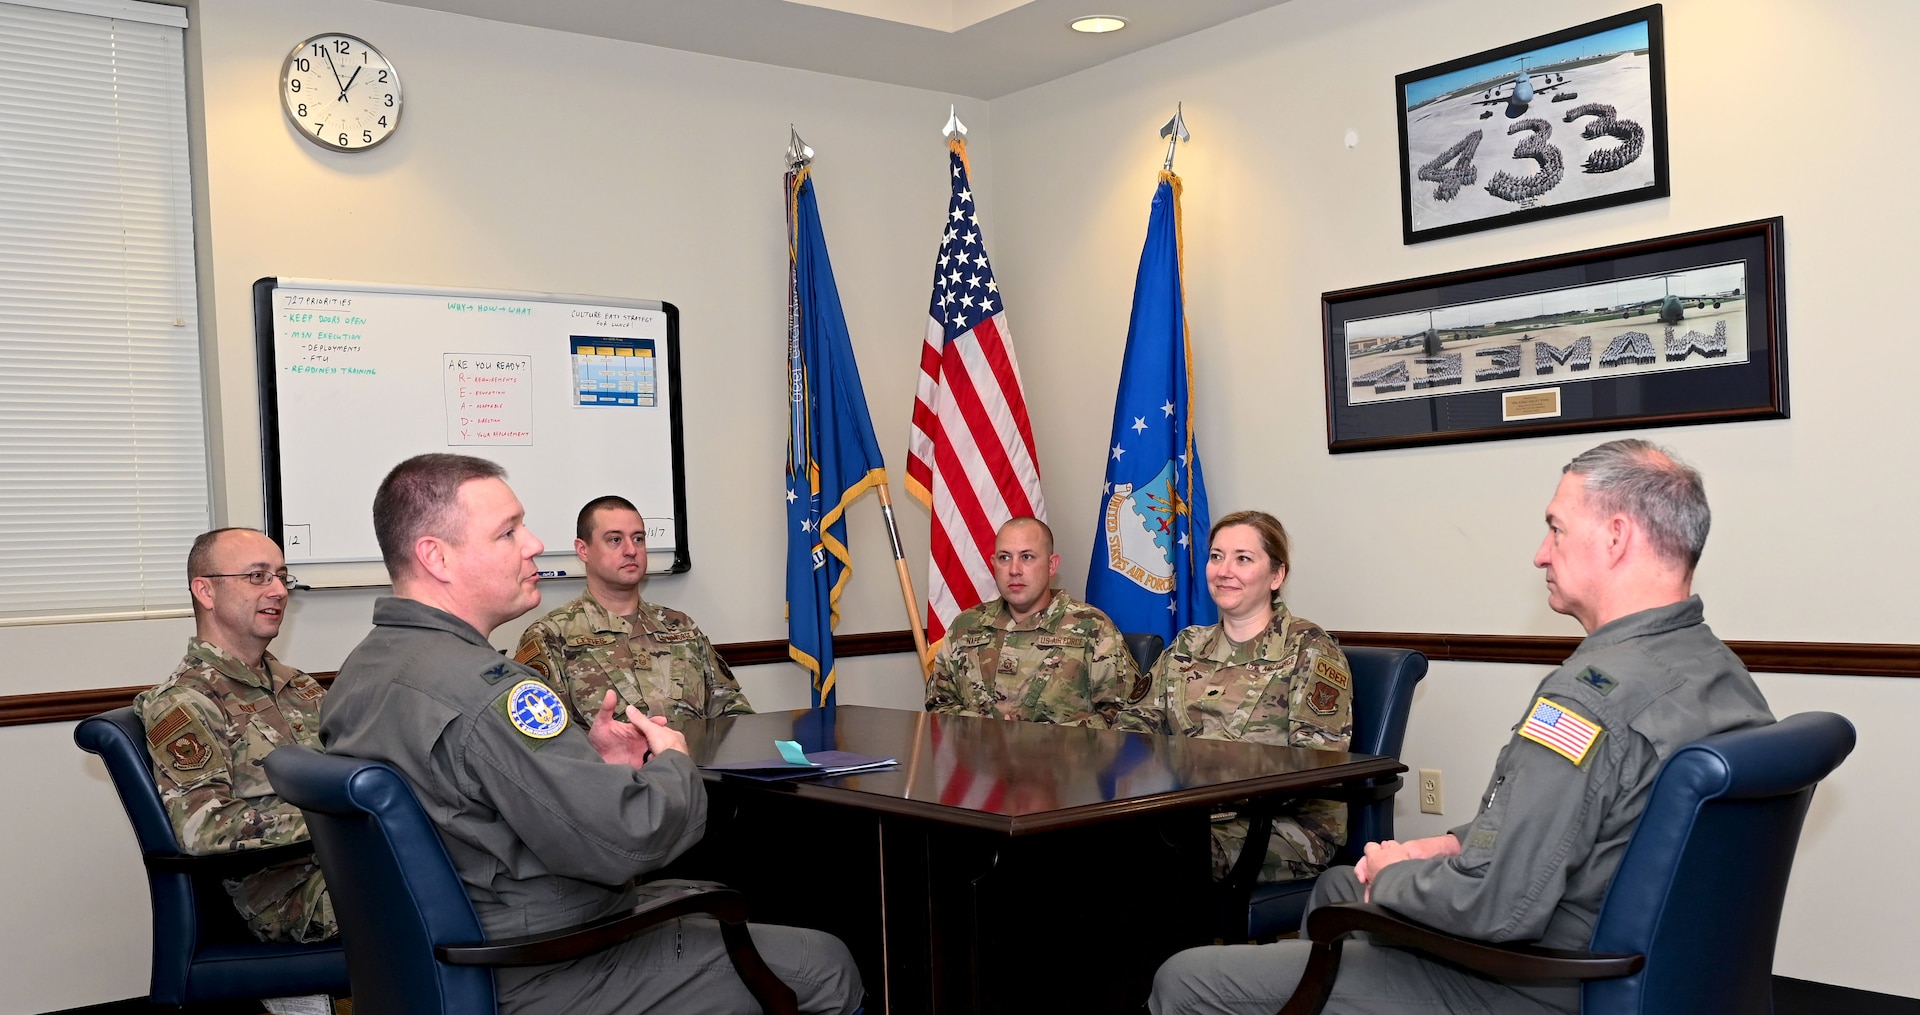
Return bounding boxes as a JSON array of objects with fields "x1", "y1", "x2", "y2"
[
  {"x1": 1085, "y1": 171, "x2": 1216, "y2": 643},
  {"x1": 786, "y1": 167, "x2": 888, "y2": 708}
]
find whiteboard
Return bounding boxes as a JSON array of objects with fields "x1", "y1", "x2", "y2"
[{"x1": 254, "y1": 278, "x2": 689, "y2": 588}]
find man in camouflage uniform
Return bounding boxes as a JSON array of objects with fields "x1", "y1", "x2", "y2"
[
  {"x1": 1119, "y1": 603, "x2": 1354, "y2": 882},
  {"x1": 133, "y1": 527, "x2": 336, "y2": 945},
  {"x1": 926, "y1": 517, "x2": 1140, "y2": 728},
  {"x1": 515, "y1": 496, "x2": 752, "y2": 730}
]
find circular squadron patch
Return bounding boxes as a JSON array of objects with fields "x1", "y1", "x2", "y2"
[{"x1": 506, "y1": 679, "x2": 569, "y2": 739}]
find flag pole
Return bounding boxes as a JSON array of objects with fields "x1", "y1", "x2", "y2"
[
  {"x1": 878, "y1": 485, "x2": 932, "y2": 673},
  {"x1": 789, "y1": 126, "x2": 933, "y2": 677}
]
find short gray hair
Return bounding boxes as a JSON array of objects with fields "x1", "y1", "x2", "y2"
[
  {"x1": 373, "y1": 454, "x2": 507, "y2": 578},
  {"x1": 1563, "y1": 439, "x2": 1710, "y2": 570}
]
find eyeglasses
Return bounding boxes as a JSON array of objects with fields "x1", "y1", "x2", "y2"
[{"x1": 199, "y1": 570, "x2": 300, "y2": 590}]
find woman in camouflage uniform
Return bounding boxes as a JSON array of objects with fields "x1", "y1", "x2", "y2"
[{"x1": 1120, "y1": 510, "x2": 1354, "y2": 884}]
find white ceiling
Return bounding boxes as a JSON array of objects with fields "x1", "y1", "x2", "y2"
[{"x1": 376, "y1": 0, "x2": 1292, "y2": 99}]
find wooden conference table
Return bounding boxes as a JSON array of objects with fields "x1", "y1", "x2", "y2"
[{"x1": 674, "y1": 706, "x2": 1405, "y2": 1015}]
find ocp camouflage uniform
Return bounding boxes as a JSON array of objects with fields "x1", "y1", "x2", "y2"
[
  {"x1": 1118, "y1": 603, "x2": 1354, "y2": 883},
  {"x1": 132, "y1": 639, "x2": 336, "y2": 943},
  {"x1": 514, "y1": 591, "x2": 753, "y2": 730},
  {"x1": 926, "y1": 589, "x2": 1141, "y2": 728}
]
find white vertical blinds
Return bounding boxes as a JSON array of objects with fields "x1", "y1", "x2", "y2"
[{"x1": 0, "y1": 0, "x2": 209, "y2": 621}]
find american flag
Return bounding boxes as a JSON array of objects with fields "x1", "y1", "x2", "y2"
[
  {"x1": 905, "y1": 137, "x2": 1045, "y2": 647},
  {"x1": 1518, "y1": 696, "x2": 1603, "y2": 764}
]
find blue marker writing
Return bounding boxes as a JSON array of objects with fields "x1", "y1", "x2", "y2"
[{"x1": 535, "y1": 570, "x2": 569, "y2": 578}]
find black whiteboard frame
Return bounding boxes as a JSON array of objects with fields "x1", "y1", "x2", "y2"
[{"x1": 253, "y1": 277, "x2": 691, "y2": 587}]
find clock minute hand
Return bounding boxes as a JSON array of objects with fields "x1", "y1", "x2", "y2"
[
  {"x1": 337, "y1": 65, "x2": 361, "y2": 103},
  {"x1": 319, "y1": 45, "x2": 345, "y2": 92}
]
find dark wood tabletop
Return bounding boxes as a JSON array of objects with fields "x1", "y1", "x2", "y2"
[{"x1": 683, "y1": 705, "x2": 1406, "y2": 836}]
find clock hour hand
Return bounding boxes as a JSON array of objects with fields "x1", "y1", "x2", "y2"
[{"x1": 337, "y1": 65, "x2": 361, "y2": 103}]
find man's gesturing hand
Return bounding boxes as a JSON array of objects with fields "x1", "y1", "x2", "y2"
[{"x1": 586, "y1": 690, "x2": 688, "y2": 767}]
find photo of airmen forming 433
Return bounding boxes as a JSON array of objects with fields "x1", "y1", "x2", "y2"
[
  {"x1": 1397, "y1": 7, "x2": 1666, "y2": 241},
  {"x1": 1342, "y1": 262, "x2": 1747, "y2": 407}
]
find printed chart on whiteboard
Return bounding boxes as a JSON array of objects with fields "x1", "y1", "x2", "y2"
[{"x1": 255, "y1": 278, "x2": 688, "y2": 588}]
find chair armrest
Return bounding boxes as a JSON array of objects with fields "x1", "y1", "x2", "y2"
[
  {"x1": 1277, "y1": 904, "x2": 1642, "y2": 1015},
  {"x1": 144, "y1": 839, "x2": 316, "y2": 878},
  {"x1": 437, "y1": 885, "x2": 798, "y2": 1015}
]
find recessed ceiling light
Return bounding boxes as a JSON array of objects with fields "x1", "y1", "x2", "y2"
[{"x1": 1070, "y1": 15, "x2": 1127, "y2": 34}]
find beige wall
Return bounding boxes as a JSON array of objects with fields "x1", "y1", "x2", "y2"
[
  {"x1": 3, "y1": 0, "x2": 1915, "y2": 1009},
  {"x1": 987, "y1": 0, "x2": 1919, "y2": 997}
]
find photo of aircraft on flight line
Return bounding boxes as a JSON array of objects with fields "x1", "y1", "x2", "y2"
[
  {"x1": 1342, "y1": 262, "x2": 1747, "y2": 406},
  {"x1": 1472, "y1": 59, "x2": 1575, "y2": 119},
  {"x1": 1396, "y1": 7, "x2": 1667, "y2": 241}
]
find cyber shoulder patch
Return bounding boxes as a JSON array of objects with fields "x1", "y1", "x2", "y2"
[
  {"x1": 1311, "y1": 655, "x2": 1350, "y2": 691},
  {"x1": 1517, "y1": 696, "x2": 1604, "y2": 766},
  {"x1": 504, "y1": 679, "x2": 569, "y2": 740},
  {"x1": 1576, "y1": 666, "x2": 1618, "y2": 697}
]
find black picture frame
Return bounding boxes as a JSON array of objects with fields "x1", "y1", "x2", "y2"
[
  {"x1": 1323, "y1": 218, "x2": 1787, "y2": 453},
  {"x1": 1396, "y1": 5, "x2": 1669, "y2": 244}
]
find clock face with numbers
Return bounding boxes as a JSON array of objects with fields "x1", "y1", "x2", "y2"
[{"x1": 280, "y1": 33, "x2": 402, "y2": 153}]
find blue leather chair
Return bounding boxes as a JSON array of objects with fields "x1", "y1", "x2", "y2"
[
  {"x1": 1220, "y1": 646, "x2": 1428, "y2": 941},
  {"x1": 262, "y1": 744, "x2": 801, "y2": 1015},
  {"x1": 1278, "y1": 711, "x2": 1857, "y2": 1015},
  {"x1": 74, "y1": 707, "x2": 349, "y2": 1011},
  {"x1": 1123, "y1": 632, "x2": 1166, "y2": 674}
]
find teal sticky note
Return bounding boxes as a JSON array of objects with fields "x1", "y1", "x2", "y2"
[{"x1": 775, "y1": 740, "x2": 818, "y2": 766}]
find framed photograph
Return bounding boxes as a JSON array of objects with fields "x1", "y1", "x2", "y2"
[
  {"x1": 1396, "y1": 5, "x2": 1669, "y2": 244},
  {"x1": 1323, "y1": 218, "x2": 1786, "y2": 453}
]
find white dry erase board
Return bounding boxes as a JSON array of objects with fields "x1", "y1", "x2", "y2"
[{"x1": 254, "y1": 278, "x2": 689, "y2": 588}]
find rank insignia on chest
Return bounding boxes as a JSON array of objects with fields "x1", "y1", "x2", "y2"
[
  {"x1": 506, "y1": 680, "x2": 569, "y2": 740},
  {"x1": 1308, "y1": 680, "x2": 1342, "y2": 715},
  {"x1": 480, "y1": 661, "x2": 517, "y2": 685},
  {"x1": 1518, "y1": 696, "x2": 1603, "y2": 765}
]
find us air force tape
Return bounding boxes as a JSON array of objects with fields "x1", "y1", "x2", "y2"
[{"x1": 506, "y1": 679, "x2": 569, "y2": 740}]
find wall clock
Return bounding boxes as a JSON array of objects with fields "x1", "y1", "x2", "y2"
[{"x1": 280, "y1": 33, "x2": 401, "y2": 152}]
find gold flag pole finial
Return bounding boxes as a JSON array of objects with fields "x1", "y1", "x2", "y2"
[{"x1": 1159, "y1": 103, "x2": 1190, "y2": 172}]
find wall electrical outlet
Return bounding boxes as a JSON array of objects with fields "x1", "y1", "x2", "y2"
[{"x1": 1418, "y1": 768, "x2": 1443, "y2": 815}]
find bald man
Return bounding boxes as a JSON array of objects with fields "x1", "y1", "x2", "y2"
[
  {"x1": 134, "y1": 528, "x2": 335, "y2": 946},
  {"x1": 925, "y1": 517, "x2": 1140, "y2": 728}
]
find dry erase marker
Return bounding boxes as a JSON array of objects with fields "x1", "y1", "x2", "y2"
[{"x1": 535, "y1": 569, "x2": 569, "y2": 578}]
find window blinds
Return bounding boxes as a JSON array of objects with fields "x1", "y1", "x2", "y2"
[{"x1": 0, "y1": 0, "x2": 209, "y2": 621}]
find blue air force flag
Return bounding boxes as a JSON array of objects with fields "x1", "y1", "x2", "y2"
[
  {"x1": 1085, "y1": 172, "x2": 1216, "y2": 643},
  {"x1": 785, "y1": 166, "x2": 888, "y2": 708}
]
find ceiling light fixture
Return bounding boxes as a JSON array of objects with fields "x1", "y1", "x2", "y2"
[{"x1": 1069, "y1": 15, "x2": 1127, "y2": 34}]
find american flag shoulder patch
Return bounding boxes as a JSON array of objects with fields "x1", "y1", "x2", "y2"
[
  {"x1": 1517, "y1": 696, "x2": 1604, "y2": 765},
  {"x1": 145, "y1": 705, "x2": 196, "y2": 748}
]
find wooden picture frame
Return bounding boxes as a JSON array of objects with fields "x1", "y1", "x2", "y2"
[
  {"x1": 1324, "y1": 218, "x2": 1787, "y2": 452},
  {"x1": 1397, "y1": 5, "x2": 1669, "y2": 244}
]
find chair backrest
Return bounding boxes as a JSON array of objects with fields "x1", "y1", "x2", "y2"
[
  {"x1": 264, "y1": 744, "x2": 495, "y2": 1015},
  {"x1": 1123, "y1": 632, "x2": 1165, "y2": 674},
  {"x1": 1586, "y1": 711, "x2": 1856, "y2": 1015},
  {"x1": 1339, "y1": 647, "x2": 1428, "y2": 851},
  {"x1": 76, "y1": 706, "x2": 205, "y2": 1001}
]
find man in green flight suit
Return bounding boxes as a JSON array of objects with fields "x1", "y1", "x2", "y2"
[
  {"x1": 1150, "y1": 438, "x2": 1775, "y2": 1015},
  {"x1": 926, "y1": 517, "x2": 1140, "y2": 728},
  {"x1": 515, "y1": 496, "x2": 753, "y2": 730}
]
